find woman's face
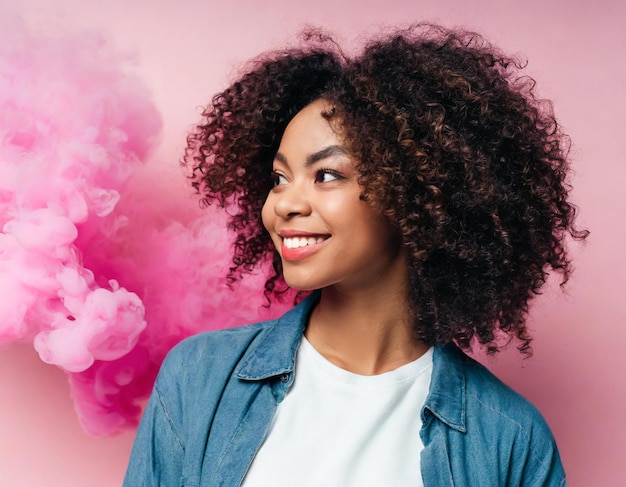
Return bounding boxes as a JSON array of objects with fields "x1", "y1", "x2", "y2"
[{"x1": 262, "y1": 99, "x2": 406, "y2": 292}]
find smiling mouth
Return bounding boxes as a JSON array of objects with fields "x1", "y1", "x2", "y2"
[{"x1": 282, "y1": 236, "x2": 328, "y2": 249}]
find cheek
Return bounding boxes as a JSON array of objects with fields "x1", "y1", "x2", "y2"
[{"x1": 357, "y1": 208, "x2": 399, "y2": 249}]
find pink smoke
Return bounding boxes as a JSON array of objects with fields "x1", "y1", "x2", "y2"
[{"x1": 0, "y1": 15, "x2": 291, "y2": 435}]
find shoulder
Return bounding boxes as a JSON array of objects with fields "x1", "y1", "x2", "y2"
[
  {"x1": 159, "y1": 292, "x2": 318, "y2": 381},
  {"x1": 448, "y1": 346, "x2": 550, "y2": 430},
  {"x1": 160, "y1": 320, "x2": 277, "y2": 374},
  {"x1": 148, "y1": 320, "x2": 280, "y2": 429},
  {"x1": 432, "y1": 345, "x2": 565, "y2": 484}
]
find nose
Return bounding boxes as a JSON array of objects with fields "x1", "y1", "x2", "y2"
[{"x1": 272, "y1": 183, "x2": 312, "y2": 219}]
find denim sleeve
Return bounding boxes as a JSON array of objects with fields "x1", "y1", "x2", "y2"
[
  {"x1": 123, "y1": 372, "x2": 185, "y2": 486},
  {"x1": 513, "y1": 413, "x2": 567, "y2": 487},
  {"x1": 520, "y1": 435, "x2": 567, "y2": 487}
]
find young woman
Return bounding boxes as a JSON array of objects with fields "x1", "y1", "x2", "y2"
[{"x1": 124, "y1": 24, "x2": 586, "y2": 486}]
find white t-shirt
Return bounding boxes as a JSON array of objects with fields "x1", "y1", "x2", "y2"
[{"x1": 242, "y1": 337, "x2": 433, "y2": 487}]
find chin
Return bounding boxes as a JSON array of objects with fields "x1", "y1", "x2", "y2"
[
  {"x1": 282, "y1": 272, "x2": 325, "y2": 292},
  {"x1": 283, "y1": 280, "x2": 319, "y2": 292}
]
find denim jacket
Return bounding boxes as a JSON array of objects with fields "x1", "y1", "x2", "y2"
[{"x1": 124, "y1": 292, "x2": 565, "y2": 487}]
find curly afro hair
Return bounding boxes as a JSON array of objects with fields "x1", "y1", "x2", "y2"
[{"x1": 184, "y1": 24, "x2": 587, "y2": 354}]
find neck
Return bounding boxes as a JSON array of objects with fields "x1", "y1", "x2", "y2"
[{"x1": 305, "y1": 284, "x2": 428, "y2": 375}]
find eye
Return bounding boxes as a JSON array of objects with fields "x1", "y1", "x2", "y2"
[
  {"x1": 271, "y1": 171, "x2": 288, "y2": 186},
  {"x1": 315, "y1": 168, "x2": 343, "y2": 183}
]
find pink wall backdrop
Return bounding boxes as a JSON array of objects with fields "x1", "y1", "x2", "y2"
[{"x1": 1, "y1": 0, "x2": 624, "y2": 485}]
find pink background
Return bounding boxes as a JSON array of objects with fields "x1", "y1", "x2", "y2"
[{"x1": 1, "y1": 0, "x2": 624, "y2": 485}]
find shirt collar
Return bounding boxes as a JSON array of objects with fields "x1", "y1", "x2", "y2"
[
  {"x1": 423, "y1": 343, "x2": 468, "y2": 432},
  {"x1": 235, "y1": 291, "x2": 320, "y2": 381}
]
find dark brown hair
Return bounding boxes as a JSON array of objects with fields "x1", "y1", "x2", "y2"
[{"x1": 184, "y1": 24, "x2": 587, "y2": 354}]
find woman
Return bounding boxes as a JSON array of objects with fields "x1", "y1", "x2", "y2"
[{"x1": 124, "y1": 24, "x2": 586, "y2": 486}]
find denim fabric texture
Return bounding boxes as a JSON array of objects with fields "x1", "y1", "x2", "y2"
[{"x1": 124, "y1": 292, "x2": 566, "y2": 487}]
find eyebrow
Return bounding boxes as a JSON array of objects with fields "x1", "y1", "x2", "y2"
[{"x1": 274, "y1": 145, "x2": 349, "y2": 167}]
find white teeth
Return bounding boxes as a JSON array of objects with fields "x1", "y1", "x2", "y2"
[{"x1": 283, "y1": 236, "x2": 325, "y2": 249}]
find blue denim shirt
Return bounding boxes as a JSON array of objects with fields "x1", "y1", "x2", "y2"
[{"x1": 124, "y1": 292, "x2": 565, "y2": 486}]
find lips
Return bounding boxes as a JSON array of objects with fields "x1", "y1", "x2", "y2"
[{"x1": 277, "y1": 231, "x2": 330, "y2": 261}]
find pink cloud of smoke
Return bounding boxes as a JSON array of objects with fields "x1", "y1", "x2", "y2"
[{"x1": 0, "y1": 13, "x2": 290, "y2": 435}]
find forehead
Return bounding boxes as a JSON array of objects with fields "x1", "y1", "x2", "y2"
[{"x1": 278, "y1": 99, "x2": 343, "y2": 153}]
